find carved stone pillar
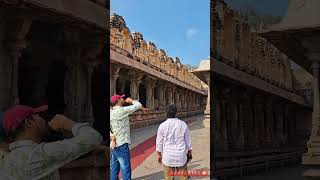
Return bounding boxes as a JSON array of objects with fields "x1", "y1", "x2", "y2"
[
  {"x1": 5, "y1": 16, "x2": 32, "y2": 105},
  {"x1": 254, "y1": 95, "x2": 266, "y2": 147},
  {"x1": 145, "y1": 77, "x2": 156, "y2": 109},
  {"x1": 214, "y1": 91, "x2": 223, "y2": 150},
  {"x1": 82, "y1": 61, "x2": 98, "y2": 123},
  {"x1": 275, "y1": 101, "x2": 285, "y2": 146},
  {"x1": 303, "y1": 55, "x2": 320, "y2": 166},
  {"x1": 129, "y1": 70, "x2": 143, "y2": 100},
  {"x1": 182, "y1": 92, "x2": 186, "y2": 110},
  {"x1": 221, "y1": 98, "x2": 229, "y2": 150},
  {"x1": 184, "y1": 91, "x2": 188, "y2": 109},
  {"x1": 238, "y1": 93, "x2": 247, "y2": 150},
  {"x1": 265, "y1": 97, "x2": 274, "y2": 147},
  {"x1": 168, "y1": 85, "x2": 175, "y2": 105},
  {"x1": 63, "y1": 28, "x2": 82, "y2": 121},
  {"x1": 189, "y1": 93, "x2": 193, "y2": 109},
  {"x1": 157, "y1": 81, "x2": 165, "y2": 109},
  {"x1": 204, "y1": 74, "x2": 210, "y2": 119},
  {"x1": 162, "y1": 84, "x2": 169, "y2": 108},
  {"x1": 110, "y1": 65, "x2": 120, "y2": 96},
  {"x1": 81, "y1": 34, "x2": 104, "y2": 123},
  {"x1": 175, "y1": 90, "x2": 180, "y2": 109},
  {"x1": 118, "y1": 78, "x2": 126, "y2": 94},
  {"x1": 194, "y1": 93, "x2": 197, "y2": 109}
]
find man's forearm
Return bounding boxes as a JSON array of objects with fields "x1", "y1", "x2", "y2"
[
  {"x1": 157, "y1": 151, "x2": 162, "y2": 157},
  {"x1": 63, "y1": 119, "x2": 77, "y2": 131}
]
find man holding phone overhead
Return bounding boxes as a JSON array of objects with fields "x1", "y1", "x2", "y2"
[
  {"x1": 0, "y1": 105, "x2": 103, "y2": 180},
  {"x1": 110, "y1": 94, "x2": 142, "y2": 180}
]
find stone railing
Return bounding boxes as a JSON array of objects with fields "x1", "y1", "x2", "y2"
[
  {"x1": 213, "y1": 2, "x2": 294, "y2": 92},
  {"x1": 110, "y1": 13, "x2": 205, "y2": 91}
]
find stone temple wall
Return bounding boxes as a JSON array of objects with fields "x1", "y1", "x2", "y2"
[
  {"x1": 213, "y1": 1, "x2": 293, "y2": 92},
  {"x1": 110, "y1": 13, "x2": 205, "y2": 91},
  {"x1": 110, "y1": 13, "x2": 207, "y2": 129}
]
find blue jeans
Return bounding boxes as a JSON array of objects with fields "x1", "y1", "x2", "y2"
[{"x1": 110, "y1": 143, "x2": 132, "y2": 180}]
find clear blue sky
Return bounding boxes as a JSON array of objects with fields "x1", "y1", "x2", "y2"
[{"x1": 111, "y1": 0, "x2": 210, "y2": 67}]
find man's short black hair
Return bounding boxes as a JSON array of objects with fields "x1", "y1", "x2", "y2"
[{"x1": 166, "y1": 104, "x2": 177, "y2": 118}]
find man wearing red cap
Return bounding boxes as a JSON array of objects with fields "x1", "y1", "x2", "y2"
[
  {"x1": 110, "y1": 95, "x2": 142, "y2": 180},
  {"x1": 0, "y1": 105, "x2": 103, "y2": 180}
]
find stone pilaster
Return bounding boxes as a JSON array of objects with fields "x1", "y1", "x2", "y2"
[
  {"x1": 265, "y1": 97, "x2": 274, "y2": 147},
  {"x1": 181, "y1": 91, "x2": 185, "y2": 110},
  {"x1": 158, "y1": 81, "x2": 165, "y2": 109},
  {"x1": 254, "y1": 95, "x2": 266, "y2": 147},
  {"x1": 110, "y1": 65, "x2": 120, "y2": 96},
  {"x1": 129, "y1": 70, "x2": 143, "y2": 100},
  {"x1": 168, "y1": 85, "x2": 175, "y2": 105},
  {"x1": 303, "y1": 55, "x2": 320, "y2": 167},
  {"x1": 63, "y1": 27, "x2": 82, "y2": 121},
  {"x1": 162, "y1": 84, "x2": 169, "y2": 108},
  {"x1": 175, "y1": 90, "x2": 180, "y2": 109},
  {"x1": 145, "y1": 77, "x2": 156, "y2": 109},
  {"x1": 300, "y1": 33, "x2": 320, "y2": 180},
  {"x1": 81, "y1": 36, "x2": 103, "y2": 124},
  {"x1": 5, "y1": 16, "x2": 32, "y2": 105},
  {"x1": 221, "y1": 98, "x2": 229, "y2": 150},
  {"x1": 118, "y1": 78, "x2": 126, "y2": 94},
  {"x1": 203, "y1": 74, "x2": 210, "y2": 127}
]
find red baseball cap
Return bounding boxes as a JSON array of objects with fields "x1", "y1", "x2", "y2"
[
  {"x1": 111, "y1": 94, "x2": 125, "y2": 104},
  {"x1": 3, "y1": 105, "x2": 48, "y2": 133}
]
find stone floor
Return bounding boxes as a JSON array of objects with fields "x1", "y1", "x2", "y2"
[{"x1": 130, "y1": 115, "x2": 210, "y2": 180}]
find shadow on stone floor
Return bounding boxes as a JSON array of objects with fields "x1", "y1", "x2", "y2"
[
  {"x1": 133, "y1": 171, "x2": 163, "y2": 180},
  {"x1": 228, "y1": 165, "x2": 307, "y2": 180}
]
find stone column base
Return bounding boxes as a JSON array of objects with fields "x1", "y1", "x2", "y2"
[
  {"x1": 302, "y1": 136, "x2": 320, "y2": 179},
  {"x1": 303, "y1": 169, "x2": 320, "y2": 180},
  {"x1": 203, "y1": 110, "x2": 210, "y2": 128}
]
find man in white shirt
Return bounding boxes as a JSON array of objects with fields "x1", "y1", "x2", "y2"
[{"x1": 156, "y1": 105, "x2": 192, "y2": 180}]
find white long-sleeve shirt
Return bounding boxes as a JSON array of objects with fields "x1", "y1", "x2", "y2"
[{"x1": 156, "y1": 118, "x2": 192, "y2": 167}]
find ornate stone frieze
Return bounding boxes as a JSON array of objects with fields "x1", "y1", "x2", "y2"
[
  {"x1": 110, "y1": 13, "x2": 205, "y2": 91},
  {"x1": 213, "y1": 3, "x2": 294, "y2": 91}
]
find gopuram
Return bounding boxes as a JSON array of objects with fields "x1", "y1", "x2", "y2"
[
  {"x1": 212, "y1": 0, "x2": 313, "y2": 178},
  {"x1": 110, "y1": 13, "x2": 208, "y2": 129},
  {"x1": 0, "y1": 1, "x2": 108, "y2": 179},
  {"x1": 262, "y1": 0, "x2": 320, "y2": 179}
]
